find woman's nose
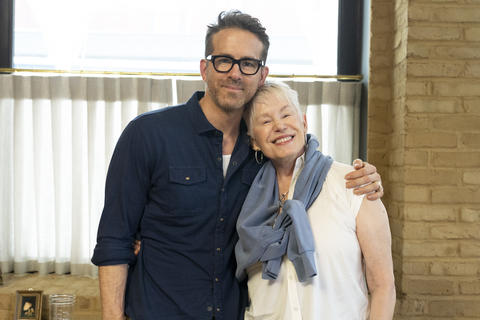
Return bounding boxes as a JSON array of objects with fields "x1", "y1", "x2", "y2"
[{"x1": 273, "y1": 119, "x2": 286, "y2": 131}]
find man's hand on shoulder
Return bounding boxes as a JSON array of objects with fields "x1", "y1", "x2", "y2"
[{"x1": 344, "y1": 159, "x2": 383, "y2": 201}]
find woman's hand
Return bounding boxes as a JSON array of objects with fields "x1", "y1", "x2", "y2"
[{"x1": 345, "y1": 159, "x2": 384, "y2": 201}]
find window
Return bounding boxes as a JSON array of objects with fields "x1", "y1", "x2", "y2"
[{"x1": 13, "y1": 0, "x2": 338, "y2": 75}]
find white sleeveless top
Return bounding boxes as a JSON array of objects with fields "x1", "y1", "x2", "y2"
[{"x1": 244, "y1": 161, "x2": 369, "y2": 320}]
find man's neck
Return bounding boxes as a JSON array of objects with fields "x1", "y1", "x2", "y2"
[{"x1": 199, "y1": 95, "x2": 243, "y2": 155}]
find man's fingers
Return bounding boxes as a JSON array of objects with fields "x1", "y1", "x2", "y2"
[
  {"x1": 352, "y1": 158, "x2": 364, "y2": 169},
  {"x1": 345, "y1": 162, "x2": 377, "y2": 180},
  {"x1": 346, "y1": 172, "x2": 381, "y2": 189},
  {"x1": 353, "y1": 180, "x2": 383, "y2": 196},
  {"x1": 367, "y1": 181, "x2": 384, "y2": 200}
]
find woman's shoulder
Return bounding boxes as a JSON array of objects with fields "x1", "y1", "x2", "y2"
[
  {"x1": 325, "y1": 161, "x2": 355, "y2": 183},
  {"x1": 322, "y1": 161, "x2": 365, "y2": 216}
]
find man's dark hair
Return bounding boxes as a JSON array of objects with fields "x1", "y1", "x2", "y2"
[{"x1": 205, "y1": 10, "x2": 270, "y2": 63}]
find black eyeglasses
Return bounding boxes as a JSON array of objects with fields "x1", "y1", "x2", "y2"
[{"x1": 206, "y1": 55, "x2": 264, "y2": 75}]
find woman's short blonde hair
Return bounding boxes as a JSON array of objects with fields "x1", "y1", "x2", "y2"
[{"x1": 244, "y1": 81, "x2": 303, "y2": 137}]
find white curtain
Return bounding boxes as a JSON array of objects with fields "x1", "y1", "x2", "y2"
[{"x1": 0, "y1": 74, "x2": 360, "y2": 276}]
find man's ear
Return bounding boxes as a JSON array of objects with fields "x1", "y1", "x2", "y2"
[
  {"x1": 258, "y1": 66, "x2": 269, "y2": 87},
  {"x1": 200, "y1": 59, "x2": 208, "y2": 81}
]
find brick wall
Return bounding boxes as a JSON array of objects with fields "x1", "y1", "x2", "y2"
[{"x1": 369, "y1": 0, "x2": 480, "y2": 318}]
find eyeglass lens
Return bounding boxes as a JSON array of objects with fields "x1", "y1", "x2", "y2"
[{"x1": 213, "y1": 56, "x2": 261, "y2": 75}]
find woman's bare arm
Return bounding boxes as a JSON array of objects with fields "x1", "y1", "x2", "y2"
[{"x1": 356, "y1": 197, "x2": 396, "y2": 320}]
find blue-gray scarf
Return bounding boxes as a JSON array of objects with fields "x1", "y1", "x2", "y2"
[{"x1": 235, "y1": 134, "x2": 333, "y2": 282}]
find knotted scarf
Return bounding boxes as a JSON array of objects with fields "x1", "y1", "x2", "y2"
[{"x1": 235, "y1": 134, "x2": 332, "y2": 282}]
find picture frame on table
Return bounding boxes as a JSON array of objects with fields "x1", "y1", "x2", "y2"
[{"x1": 15, "y1": 290, "x2": 43, "y2": 320}]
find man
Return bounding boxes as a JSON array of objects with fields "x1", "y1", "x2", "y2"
[{"x1": 92, "y1": 11, "x2": 383, "y2": 320}]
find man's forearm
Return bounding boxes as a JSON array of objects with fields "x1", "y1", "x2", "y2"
[{"x1": 99, "y1": 264, "x2": 128, "y2": 320}]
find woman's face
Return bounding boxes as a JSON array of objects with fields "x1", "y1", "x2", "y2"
[{"x1": 251, "y1": 92, "x2": 307, "y2": 167}]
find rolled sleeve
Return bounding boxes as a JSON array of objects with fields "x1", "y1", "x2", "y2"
[{"x1": 91, "y1": 119, "x2": 152, "y2": 266}]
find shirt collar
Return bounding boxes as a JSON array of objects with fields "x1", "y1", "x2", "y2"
[
  {"x1": 187, "y1": 91, "x2": 217, "y2": 134},
  {"x1": 292, "y1": 153, "x2": 305, "y2": 180}
]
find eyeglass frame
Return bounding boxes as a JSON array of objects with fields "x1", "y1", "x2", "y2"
[{"x1": 205, "y1": 55, "x2": 265, "y2": 75}]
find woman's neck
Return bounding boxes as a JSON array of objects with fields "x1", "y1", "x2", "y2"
[{"x1": 274, "y1": 160, "x2": 296, "y2": 197}]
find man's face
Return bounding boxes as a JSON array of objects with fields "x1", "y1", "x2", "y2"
[{"x1": 200, "y1": 28, "x2": 269, "y2": 114}]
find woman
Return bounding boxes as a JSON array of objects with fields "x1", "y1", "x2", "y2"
[{"x1": 235, "y1": 82, "x2": 395, "y2": 319}]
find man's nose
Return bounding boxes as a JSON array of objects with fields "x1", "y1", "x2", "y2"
[{"x1": 227, "y1": 62, "x2": 243, "y2": 79}]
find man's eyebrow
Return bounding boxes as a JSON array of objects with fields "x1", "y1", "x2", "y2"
[{"x1": 215, "y1": 53, "x2": 260, "y2": 60}]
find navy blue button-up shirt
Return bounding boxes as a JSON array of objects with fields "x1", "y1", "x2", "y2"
[{"x1": 92, "y1": 92, "x2": 261, "y2": 320}]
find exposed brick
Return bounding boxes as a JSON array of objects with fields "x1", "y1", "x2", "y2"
[
  {"x1": 460, "y1": 280, "x2": 480, "y2": 294},
  {"x1": 407, "y1": 42, "x2": 431, "y2": 59},
  {"x1": 397, "y1": 298, "x2": 427, "y2": 316},
  {"x1": 433, "y1": 152, "x2": 480, "y2": 168},
  {"x1": 409, "y1": 5, "x2": 432, "y2": 21},
  {"x1": 403, "y1": 277, "x2": 455, "y2": 295},
  {"x1": 402, "y1": 261, "x2": 430, "y2": 275},
  {"x1": 405, "y1": 186, "x2": 431, "y2": 202},
  {"x1": 403, "y1": 222, "x2": 431, "y2": 239},
  {"x1": 461, "y1": 207, "x2": 480, "y2": 222},
  {"x1": 463, "y1": 171, "x2": 480, "y2": 184},
  {"x1": 406, "y1": 81, "x2": 431, "y2": 96},
  {"x1": 405, "y1": 116, "x2": 428, "y2": 130},
  {"x1": 432, "y1": 7, "x2": 480, "y2": 22},
  {"x1": 369, "y1": 85, "x2": 393, "y2": 100},
  {"x1": 369, "y1": 116, "x2": 395, "y2": 134},
  {"x1": 406, "y1": 98, "x2": 459, "y2": 113},
  {"x1": 465, "y1": 27, "x2": 480, "y2": 41},
  {"x1": 404, "y1": 168, "x2": 458, "y2": 185},
  {"x1": 433, "y1": 46, "x2": 480, "y2": 59},
  {"x1": 429, "y1": 300, "x2": 480, "y2": 317},
  {"x1": 404, "y1": 150, "x2": 429, "y2": 166},
  {"x1": 464, "y1": 99, "x2": 480, "y2": 114},
  {"x1": 431, "y1": 261, "x2": 479, "y2": 276},
  {"x1": 403, "y1": 241, "x2": 458, "y2": 257},
  {"x1": 433, "y1": 115, "x2": 480, "y2": 131},
  {"x1": 461, "y1": 133, "x2": 480, "y2": 149},
  {"x1": 372, "y1": 2, "x2": 394, "y2": 18},
  {"x1": 432, "y1": 187, "x2": 480, "y2": 203},
  {"x1": 460, "y1": 242, "x2": 480, "y2": 257},
  {"x1": 465, "y1": 62, "x2": 480, "y2": 78},
  {"x1": 389, "y1": 150, "x2": 405, "y2": 166},
  {"x1": 433, "y1": 82, "x2": 480, "y2": 97},
  {"x1": 409, "y1": 26, "x2": 463, "y2": 41},
  {"x1": 405, "y1": 132, "x2": 457, "y2": 148},
  {"x1": 405, "y1": 205, "x2": 457, "y2": 221},
  {"x1": 372, "y1": 18, "x2": 395, "y2": 35},
  {"x1": 431, "y1": 224, "x2": 480, "y2": 239}
]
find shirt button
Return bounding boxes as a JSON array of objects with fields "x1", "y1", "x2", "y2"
[
  {"x1": 221, "y1": 188, "x2": 225, "y2": 192},
  {"x1": 207, "y1": 306, "x2": 213, "y2": 311},
  {"x1": 215, "y1": 277, "x2": 219, "y2": 282},
  {"x1": 216, "y1": 247, "x2": 221, "y2": 252},
  {"x1": 219, "y1": 217, "x2": 224, "y2": 222},
  {"x1": 216, "y1": 308, "x2": 221, "y2": 312}
]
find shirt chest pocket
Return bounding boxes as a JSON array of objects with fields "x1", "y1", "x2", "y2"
[
  {"x1": 167, "y1": 167, "x2": 207, "y2": 214},
  {"x1": 169, "y1": 167, "x2": 206, "y2": 186}
]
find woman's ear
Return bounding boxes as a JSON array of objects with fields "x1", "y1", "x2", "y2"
[{"x1": 251, "y1": 137, "x2": 260, "y2": 151}]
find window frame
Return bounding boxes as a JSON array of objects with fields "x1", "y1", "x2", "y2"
[{"x1": 0, "y1": 0, "x2": 14, "y2": 69}]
